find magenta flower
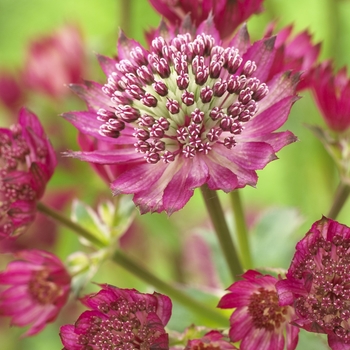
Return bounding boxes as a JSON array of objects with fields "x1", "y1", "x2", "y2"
[
  {"x1": 265, "y1": 24, "x2": 320, "y2": 90},
  {"x1": 60, "y1": 285, "x2": 172, "y2": 350},
  {"x1": 148, "y1": 0, "x2": 264, "y2": 40},
  {"x1": 0, "y1": 249, "x2": 71, "y2": 336},
  {"x1": 23, "y1": 24, "x2": 85, "y2": 99},
  {"x1": 65, "y1": 20, "x2": 298, "y2": 214},
  {"x1": 276, "y1": 217, "x2": 350, "y2": 350},
  {"x1": 0, "y1": 107, "x2": 56, "y2": 239},
  {"x1": 311, "y1": 61, "x2": 350, "y2": 132},
  {"x1": 185, "y1": 330, "x2": 238, "y2": 349},
  {"x1": 218, "y1": 270, "x2": 299, "y2": 350}
]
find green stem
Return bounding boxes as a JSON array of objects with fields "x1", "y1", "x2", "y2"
[
  {"x1": 200, "y1": 185, "x2": 243, "y2": 281},
  {"x1": 327, "y1": 182, "x2": 350, "y2": 220},
  {"x1": 230, "y1": 190, "x2": 252, "y2": 269},
  {"x1": 37, "y1": 201, "x2": 228, "y2": 326},
  {"x1": 112, "y1": 250, "x2": 228, "y2": 327},
  {"x1": 37, "y1": 202, "x2": 107, "y2": 248}
]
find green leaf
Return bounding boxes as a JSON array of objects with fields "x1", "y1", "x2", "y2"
[{"x1": 250, "y1": 207, "x2": 304, "y2": 269}]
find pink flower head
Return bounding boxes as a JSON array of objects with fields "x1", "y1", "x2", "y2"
[
  {"x1": 265, "y1": 23, "x2": 320, "y2": 91},
  {"x1": 276, "y1": 217, "x2": 350, "y2": 350},
  {"x1": 148, "y1": 0, "x2": 264, "y2": 40},
  {"x1": 0, "y1": 107, "x2": 56, "y2": 239},
  {"x1": 185, "y1": 330, "x2": 238, "y2": 349},
  {"x1": 23, "y1": 24, "x2": 85, "y2": 99},
  {"x1": 64, "y1": 20, "x2": 299, "y2": 214},
  {"x1": 311, "y1": 61, "x2": 350, "y2": 132},
  {"x1": 60, "y1": 285, "x2": 172, "y2": 349},
  {"x1": 218, "y1": 270, "x2": 299, "y2": 350},
  {"x1": 0, "y1": 249, "x2": 71, "y2": 336}
]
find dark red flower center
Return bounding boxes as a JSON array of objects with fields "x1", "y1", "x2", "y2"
[
  {"x1": 248, "y1": 287, "x2": 288, "y2": 331},
  {"x1": 292, "y1": 235, "x2": 350, "y2": 343},
  {"x1": 0, "y1": 125, "x2": 37, "y2": 236},
  {"x1": 28, "y1": 269, "x2": 62, "y2": 305},
  {"x1": 76, "y1": 297, "x2": 167, "y2": 349},
  {"x1": 99, "y1": 32, "x2": 269, "y2": 164}
]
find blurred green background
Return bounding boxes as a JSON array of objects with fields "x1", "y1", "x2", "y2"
[{"x1": 1, "y1": 0, "x2": 350, "y2": 349}]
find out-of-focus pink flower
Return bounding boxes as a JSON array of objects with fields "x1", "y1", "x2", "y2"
[
  {"x1": 0, "y1": 70, "x2": 25, "y2": 112},
  {"x1": 64, "y1": 20, "x2": 299, "y2": 214},
  {"x1": 60, "y1": 285, "x2": 172, "y2": 349},
  {"x1": 148, "y1": 0, "x2": 264, "y2": 40},
  {"x1": 0, "y1": 249, "x2": 71, "y2": 336},
  {"x1": 311, "y1": 61, "x2": 350, "y2": 132},
  {"x1": 276, "y1": 217, "x2": 350, "y2": 350},
  {"x1": 218, "y1": 270, "x2": 299, "y2": 350},
  {"x1": 265, "y1": 24, "x2": 320, "y2": 91},
  {"x1": 185, "y1": 330, "x2": 238, "y2": 349},
  {"x1": 23, "y1": 24, "x2": 85, "y2": 99},
  {"x1": 0, "y1": 107, "x2": 56, "y2": 239}
]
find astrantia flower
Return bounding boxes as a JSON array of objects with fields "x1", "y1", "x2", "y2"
[
  {"x1": 311, "y1": 61, "x2": 350, "y2": 132},
  {"x1": 0, "y1": 107, "x2": 56, "y2": 239},
  {"x1": 148, "y1": 0, "x2": 264, "y2": 40},
  {"x1": 276, "y1": 217, "x2": 350, "y2": 350},
  {"x1": 0, "y1": 249, "x2": 71, "y2": 336},
  {"x1": 218, "y1": 270, "x2": 299, "y2": 350},
  {"x1": 60, "y1": 285, "x2": 172, "y2": 350},
  {"x1": 185, "y1": 330, "x2": 237, "y2": 349},
  {"x1": 64, "y1": 20, "x2": 298, "y2": 214},
  {"x1": 23, "y1": 24, "x2": 85, "y2": 99}
]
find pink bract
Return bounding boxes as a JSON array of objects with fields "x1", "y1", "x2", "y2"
[
  {"x1": 0, "y1": 107, "x2": 56, "y2": 239},
  {"x1": 148, "y1": 0, "x2": 264, "y2": 40},
  {"x1": 60, "y1": 285, "x2": 172, "y2": 349},
  {"x1": 23, "y1": 24, "x2": 85, "y2": 99},
  {"x1": 0, "y1": 249, "x2": 71, "y2": 336},
  {"x1": 276, "y1": 217, "x2": 350, "y2": 350},
  {"x1": 218, "y1": 270, "x2": 299, "y2": 350},
  {"x1": 64, "y1": 19, "x2": 299, "y2": 214},
  {"x1": 265, "y1": 23, "x2": 320, "y2": 91},
  {"x1": 311, "y1": 61, "x2": 350, "y2": 132}
]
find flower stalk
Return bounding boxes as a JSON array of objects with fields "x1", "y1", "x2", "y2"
[
  {"x1": 200, "y1": 185, "x2": 243, "y2": 281},
  {"x1": 37, "y1": 202, "x2": 108, "y2": 248},
  {"x1": 327, "y1": 181, "x2": 350, "y2": 220},
  {"x1": 112, "y1": 250, "x2": 228, "y2": 327},
  {"x1": 37, "y1": 201, "x2": 228, "y2": 326},
  {"x1": 229, "y1": 190, "x2": 253, "y2": 269}
]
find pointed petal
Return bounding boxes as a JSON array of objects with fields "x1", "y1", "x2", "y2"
[
  {"x1": 244, "y1": 96, "x2": 298, "y2": 136},
  {"x1": 163, "y1": 156, "x2": 208, "y2": 214},
  {"x1": 64, "y1": 148, "x2": 142, "y2": 164},
  {"x1": 227, "y1": 142, "x2": 276, "y2": 170}
]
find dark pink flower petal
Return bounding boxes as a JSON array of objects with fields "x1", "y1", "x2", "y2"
[
  {"x1": 276, "y1": 217, "x2": 350, "y2": 348},
  {"x1": 0, "y1": 108, "x2": 56, "y2": 239},
  {"x1": 64, "y1": 18, "x2": 297, "y2": 214},
  {"x1": 60, "y1": 285, "x2": 171, "y2": 349},
  {"x1": 311, "y1": 61, "x2": 350, "y2": 131},
  {"x1": 0, "y1": 249, "x2": 70, "y2": 336},
  {"x1": 23, "y1": 24, "x2": 85, "y2": 99},
  {"x1": 148, "y1": 0, "x2": 263, "y2": 40},
  {"x1": 219, "y1": 270, "x2": 299, "y2": 350}
]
